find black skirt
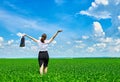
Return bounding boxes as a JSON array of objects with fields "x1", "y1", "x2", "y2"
[{"x1": 38, "y1": 51, "x2": 49, "y2": 67}]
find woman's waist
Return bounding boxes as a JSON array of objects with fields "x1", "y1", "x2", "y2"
[
  {"x1": 39, "y1": 51, "x2": 48, "y2": 53},
  {"x1": 39, "y1": 48, "x2": 48, "y2": 51}
]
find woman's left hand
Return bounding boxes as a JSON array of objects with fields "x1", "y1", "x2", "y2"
[
  {"x1": 57, "y1": 30, "x2": 62, "y2": 33},
  {"x1": 22, "y1": 34, "x2": 26, "y2": 37}
]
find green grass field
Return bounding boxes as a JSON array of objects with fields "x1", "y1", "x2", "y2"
[{"x1": 0, "y1": 58, "x2": 120, "y2": 82}]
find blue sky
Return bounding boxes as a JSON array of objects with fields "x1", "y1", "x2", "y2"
[{"x1": 0, "y1": 0, "x2": 120, "y2": 58}]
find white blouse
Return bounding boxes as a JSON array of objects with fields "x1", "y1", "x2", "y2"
[{"x1": 37, "y1": 40, "x2": 50, "y2": 51}]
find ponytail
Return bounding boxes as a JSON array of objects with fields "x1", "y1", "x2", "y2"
[
  {"x1": 41, "y1": 37, "x2": 45, "y2": 43},
  {"x1": 40, "y1": 33, "x2": 47, "y2": 43}
]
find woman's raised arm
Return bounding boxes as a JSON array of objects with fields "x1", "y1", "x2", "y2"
[
  {"x1": 48, "y1": 30, "x2": 62, "y2": 43},
  {"x1": 23, "y1": 34, "x2": 38, "y2": 42}
]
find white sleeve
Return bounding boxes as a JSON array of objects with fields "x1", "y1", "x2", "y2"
[
  {"x1": 36, "y1": 40, "x2": 40, "y2": 43},
  {"x1": 45, "y1": 40, "x2": 50, "y2": 44}
]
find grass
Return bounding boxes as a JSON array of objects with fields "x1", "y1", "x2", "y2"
[{"x1": 0, "y1": 58, "x2": 120, "y2": 82}]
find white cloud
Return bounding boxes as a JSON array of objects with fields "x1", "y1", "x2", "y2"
[
  {"x1": 110, "y1": 45, "x2": 120, "y2": 52},
  {"x1": 90, "y1": 0, "x2": 109, "y2": 10},
  {"x1": 0, "y1": 9, "x2": 60, "y2": 34},
  {"x1": 95, "y1": 0, "x2": 109, "y2": 5},
  {"x1": 0, "y1": 43, "x2": 2, "y2": 47},
  {"x1": 115, "y1": 0, "x2": 120, "y2": 5},
  {"x1": 54, "y1": 0, "x2": 65, "y2": 5},
  {"x1": 66, "y1": 41, "x2": 71, "y2": 45},
  {"x1": 49, "y1": 40, "x2": 57, "y2": 47},
  {"x1": 75, "y1": 40, "x2": 82, "y2": 43},
  {"x1": 100, "y1": 37, "x2": 113, "y2": 43},
  {"x1": 93, "y1": 37, "x2": 120, "y2": 53},
  {"x1": 115, "y1": 39, "x2": 120, "y2": 45},
  {"x1": 0, "y1": 37, "x2": 4, "y2": 48},
  {"x1": 80, "y1": 10, "x2": 111, "y2": 19},
  {"x1": 91, "y1": 2, "x2": 97, "y2": 8},
  {"x1": 93, "y1": 43, "x2": 106, "y2": 48},
  {"x1": 114, "y1": 46, "x2": 120, "y2": 52},
  {"x1": 17, "y1": 32, "x2": 25, "y2": 37},
  {"x1": 75, "y1": 40, "x2": 86, "y2": 49},
  {"x1": 4, "y1": 1, "x2": 19, "y2": 10},
  {"x1": 82, "y1": 35, "x2": 89, "y2": 40},
  {"x1": 31, "y1": 46, "x2": 38, "y2": 51},
  {"x1": 38, "y1": 37, "x2": 41, "y2": 40},
  {"x1": 87, "y1": 47, "x2": 95, "y2": 53},
  {"x1": 0, "y1": 37, "x2": 4, "y2": 42},
  {"x1": 8, "y1": 40, "x2": 14, "y2": 45},
  {"x1": 25, "y1": 40, "x2": 32, "y2": 45},
  {"x1": 118, "y1": 27, "x2": 120, "y2": 31},
  {"x1": 3, "y1": 1, "x2": 28, "y2": 14},
  {"x1": 118, "y1": 15, "x2": 120, "y2": 20},
  {"x1": 93, "y1": 22, "x2": 105, "y2": 37},
  {"x1": 79, "y1": 0, "x2": 120, "y2": 20},
  {"x1": 79, "y1": 0, "x2": 120, "y2": 37},
  {"x1": 80, "y1": 11, "x2": 90, "y2": 16},
  {"x1": 52, "y1": 40, "x2": 57, "y2": 44},
  {"x1": 79, "y1": 0, "x2": 111, "y2": 19},
  {"x1": 75, "y1": 44, "x2": 85, "y2": 49}
]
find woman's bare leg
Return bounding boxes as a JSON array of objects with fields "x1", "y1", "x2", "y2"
[
  {"x1": 40, "y1": 64, "x2": 44, "y2": 75},
  {"x1": 44, "y1": 67, "x2": 48, "y2": 74}
]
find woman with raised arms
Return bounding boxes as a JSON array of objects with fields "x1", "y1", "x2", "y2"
[{"x1": 23, "y1": 30, "x2": 62, "y2": 75}]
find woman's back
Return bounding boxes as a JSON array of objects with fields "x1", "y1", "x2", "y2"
[{"x1": 37, "y1": 40, "x2": 49, "y2": 51}]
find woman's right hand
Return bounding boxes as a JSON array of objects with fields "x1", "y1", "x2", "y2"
[
  {"x1": 22, "y1": 34, "x2": 26, "y2": 37},
  {"x1": 57, "y1": 30, "x2": 62, "y2": 33}
]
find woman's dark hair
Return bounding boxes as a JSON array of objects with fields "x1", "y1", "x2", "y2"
[{"x1": 41, "y1": 33, "x2": 47, "y2": 43}]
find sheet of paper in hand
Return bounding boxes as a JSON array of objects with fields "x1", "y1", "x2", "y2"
[{"x1": 20, "y1": 36, "x2": 25, "y2": 47}]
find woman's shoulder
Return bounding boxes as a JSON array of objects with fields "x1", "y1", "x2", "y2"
[
  {"x1": 36, "y1": 40, "x2": 40, "y2": 43},
  {"x1": 37, "y1": 40, "x2": 49, "y2": 44},
  {"x1": 45, "y1": 40, "x2": 50, "y2": 44}
]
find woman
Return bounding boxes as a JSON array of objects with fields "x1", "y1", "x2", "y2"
[{"x1": 23, "y1": 30, "x2": 62, "y2": 75}]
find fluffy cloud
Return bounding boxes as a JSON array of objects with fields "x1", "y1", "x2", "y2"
[
  {"x1": 0, "y1": 9, "x2": 60, "y2": 34},
  {"x1": 0, "y1": 37, "x2": 4, "y2": 48},
  {"x1": 75, "y1": 44, "x2": 86, "y2": 49},
  {"x1": 87, "y1": 47, "x2": 95, "y2": 53},
  {"x1": 30, "y1": 46, "x2": 38, "y2": 51},
  {"x1": 0, "y1": 37, "x2": 4, "y2": 42},
  {"x1": 54, "y1": 0, "x2": 65, "y2": 5},
  {"x1": 82, "y1": 35, "x2": 89, "y2": 40},
  {"x1": 115, "y1": 0, "x2": 120, "y2": 5},
  {"x1": 17, "y1": 32, "x2": 25, "y2": 37},
  {"x1": 66, "y1": 41, "x2": 71, "y2": 45},
  {"x1": 80, "y1": 0, "x2": 111, "y2": 19},
  {"x1": 95, "y1": 0, "x2": 109, "y2": 5},
  {"x1": 95, "y1": 37, "x2": 120, "y2": 53},
  {"x1": 115, "y1": 39, "x2": 120, "y2": 45},
  {"x1": 109, "y1": 44, "x2": 120, "y2": 53},
  {"x1": 79, "y1": 0, "x2": 120, "y2": 38},
  {"x1": 75, "y1": 40, "x2": 82, "y2": 43},
  {"x1": 112, "y1": 39, "x2": 120, "y2": 52},
  {"x1": 80, "y1": 10, "x2": 111, "y2": 19},
  {"x1": 8, "y1": 40, "x2": 14, "y2": 45},
  {"x1": 79, "y1": 0, "x2": 120, "y2": 19},
  {"x1": 52, "y1": 40, "x2": 57, "y2": 44},
  {"x1": 89, "y1": 0, "x2": 109, "y2": 10},
  {"x1": 93, "y1": 43, "x2": 106, "y2": 49},
  {"x1": 50, "y1": 40, "x2": 57, "y2": 46},
  {"x1": 114, "y1": 46, "x2": 120, "y2": 52},
  {"x1": 118, "y1": 27, "x2": 120, "y2": 31},
  {"x1": 118, "y1": 15, "x2": 120, "y2": 20},
  {"x1": 100, "y1": 37, "x2": 113, "y2": 43},
  {"x1": 93, "y1": 22, "x2": 105, "y2": 37},
  {"x1": 74, "y1": 40, "x2": 86, "y2": 49}
]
